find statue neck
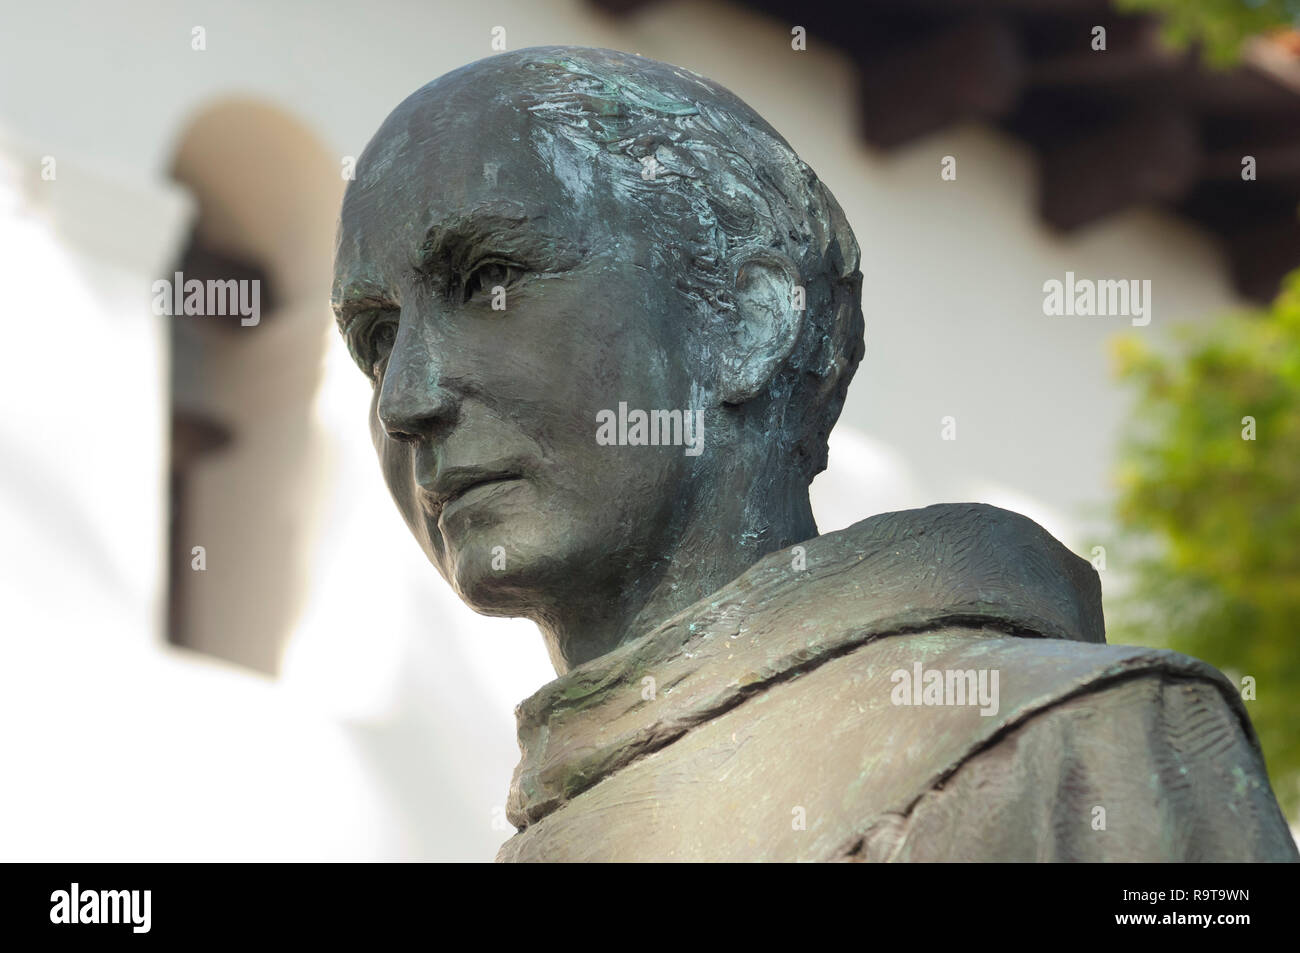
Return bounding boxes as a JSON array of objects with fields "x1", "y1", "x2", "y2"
[{"x1": 536, "y1": 467, "x2": 817, "y2": 675}]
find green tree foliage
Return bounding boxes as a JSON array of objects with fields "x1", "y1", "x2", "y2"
[
  {"x1": 1116, "y1": 0, "x2": 1300, "y2": 66},
  {"x1": 1111, "y1": 272, "x2": 1300, "y2": 817}
]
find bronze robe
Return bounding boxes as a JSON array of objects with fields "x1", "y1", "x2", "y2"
[{"x1": 498, "y1": 504, "x2": 1298, "y2": 862}]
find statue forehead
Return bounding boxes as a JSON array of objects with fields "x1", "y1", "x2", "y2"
[
  {"x1": 340, "y1": 45, "x2": 733, "y2": 235},
  {"x1": 333, "y1": 47, "x2": 739, "y2": 295},
  {"x1": 338, "y1": 57, "x2": 657, "y2": 259},
  {"x1": 335, "y1": 88, "x2": 568, "y2": 297},
  {"x1": 345, "y1": 82, "x2": 535, "y2": 225}
]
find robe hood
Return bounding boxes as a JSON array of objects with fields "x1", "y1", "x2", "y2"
[{"x1": 505, "y1": 502, "x2": 1112, "y2": 829}]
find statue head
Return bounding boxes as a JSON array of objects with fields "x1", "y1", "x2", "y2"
[{"x1": 332, "y1": 46, "x2": 863, "y2": 672}]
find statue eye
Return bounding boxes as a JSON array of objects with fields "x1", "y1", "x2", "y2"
[
  {"x1": 346, "y1": 313, "x2": 398, "y2": 380},
  {"x1": 461, "y1": 260, "x2": 522, "y2": 304},
  {"x1": 367, "y1": 319, "x2": 398, "y2": 373}
]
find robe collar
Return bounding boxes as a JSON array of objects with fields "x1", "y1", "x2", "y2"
[{"x1": 506, "y1": 502, "x2": 1104, "y2": 828}]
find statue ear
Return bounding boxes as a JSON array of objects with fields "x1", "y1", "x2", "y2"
[{"x1": 718, "y1": 251, "x2": 804, "y2": 406}]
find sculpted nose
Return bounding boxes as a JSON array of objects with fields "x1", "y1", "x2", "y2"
[{"x1": 376, "y1": 326, "x2": 458, "y2": 442}]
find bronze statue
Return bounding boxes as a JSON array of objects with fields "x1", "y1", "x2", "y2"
[{"x1": 332, "y1": 46, "x2": 1297, "y2": 861}]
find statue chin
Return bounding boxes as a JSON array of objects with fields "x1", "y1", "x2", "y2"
[
  {"x1": 449, "y1": 567, "x2": 535, "y2": 620},
  {"x1": 441, "y1": 536, "x2": 572, "y2": 621}
]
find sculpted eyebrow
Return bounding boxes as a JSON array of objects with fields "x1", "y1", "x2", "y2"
[
  {"x1": 334, "y1": 211, "x2": 583, "y2": 327},
  {"x1": 333, "y1": 285, "x2": 395, "y2": 329},
  {"x1": 413, "y1": 211, "x2": 581, "y2": 282}
]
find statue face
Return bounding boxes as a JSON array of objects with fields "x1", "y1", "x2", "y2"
[{"x1": 332, "y1": 70, "x2": 705, "y2": 621}]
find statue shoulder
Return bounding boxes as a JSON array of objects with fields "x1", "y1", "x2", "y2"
[{"x1": 824, "y1": 631, "x2": 1296, "y2": 861}]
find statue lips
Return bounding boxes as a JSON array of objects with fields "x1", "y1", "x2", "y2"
[{"x1": 422, "y1": 465, "x2": 526, "y2": 524}]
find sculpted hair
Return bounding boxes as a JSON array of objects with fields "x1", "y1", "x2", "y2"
[{"x1": 514, "y1": 46, "x2": 865, "y2": 481}]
